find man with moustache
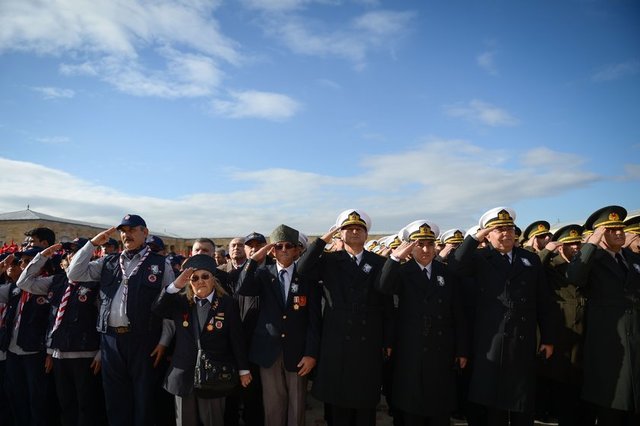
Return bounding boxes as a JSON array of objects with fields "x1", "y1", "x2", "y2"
[
  {"x1": 66, "y1": 214, "x2": 175, "y2": 426},
  {"x1": 448, "y1": 207, "x2": 557, "y2": 426},
  {"x1": 567, "y1": 206, "x2": 640, "y2": 425},
  {"x1": 297, "y1": 209, "x2": 393, "y2": 426}
]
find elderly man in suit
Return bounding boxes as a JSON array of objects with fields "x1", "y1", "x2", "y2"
[{"x1": 238, "y1": 224, "x2": 322, "y2": 426}]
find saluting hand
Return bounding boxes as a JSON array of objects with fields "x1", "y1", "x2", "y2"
[
  {"x1": 42, "y1": 243, "x2": 62, "y2": 258},
  {"x1": 391, "y1": 241, "x2": 416, "y2": 261},
  {"x1": 475, "y1": 226, "x2": 494, "y2": 242},
  {"x1": 251, "y1": 243, "x2": 275, "y2": 263},
  {"x1": 439, "y1": 243, "x2": 455, "y2": 260},
  {"x1": 173, "y1": 267, "x2": 195, "y2": 290},
  {"x1": 240, "y1": 372, "x2": 252, "y2": 387},
  {"x1": 320, "y1": 225, "x2": 339, "y2": 244},
  {"x1": 586, "y1": 226, "x2": 605, "y2": 246},
  {"x1": 544, "y1": 241, "x2": 562, "y2": 253},
  {"x1": 91, "y1": 227, "x2": 117, "y2": 247},
  {"x1": 0, "y1": 254, "x2": 14, "y2": 275}
]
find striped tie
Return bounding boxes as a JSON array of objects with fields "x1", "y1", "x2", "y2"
[
  {"x1": 13, "y1": 291, "x2": 31, "y2": 332},
  {"x1": 51, "y1": 282, "x2": 74, "y2": 335}
]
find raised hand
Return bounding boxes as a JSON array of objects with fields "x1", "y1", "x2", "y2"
[{"x1": 90, "y1": 227, "x2": 117, "y2": 247}]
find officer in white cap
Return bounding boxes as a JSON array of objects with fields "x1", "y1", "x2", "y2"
[
  {"x1": 297, "y1": 209, "x2": 393, "y2": 425},
  {"x1": 437, "y1": 228, "x2": 465, "y2": 262},
  {"x1": 448, "y1": 207, "x2": 557, "y2": 426},
  {"x1": 378, "y1": 220, "x2": 468, "y2": 425}
]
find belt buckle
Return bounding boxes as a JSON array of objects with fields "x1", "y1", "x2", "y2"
[{"x1": 114, "y1": 326, "x2": 130, "y2": 334}]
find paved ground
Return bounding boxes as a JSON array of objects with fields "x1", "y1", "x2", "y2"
[{"x1": 305, "y1": 394, "x2": 559, "y2": 425}]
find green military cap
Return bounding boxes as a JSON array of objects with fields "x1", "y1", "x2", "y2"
[
  {"x1": 522, "y1": 221, "x2": 552, "y2": 241},
  {"x1": 270, "y1": 224, "x2": 299, "y2": 245},
  {"x1": 584, "y1": 205, "x2": 627, "y2": 230},
  {"x1": 624, "y1": 215, "x2": 640, "y2": 235},
  {"x1": 514, "y1": 226, "x2": 522, "y2": 239},
  {"x1": 552, "y1": 224, "x2": 584, "y2": 244}
]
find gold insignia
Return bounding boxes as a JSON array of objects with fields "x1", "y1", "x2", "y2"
[
  {"x1": 419, "y1": 224, "x2": 431, "y2": 235},
  {"x1": 348, "y1": 212, "x2": 361, "y2": 222},
  {"x1": 569, "y1": 229, "x2": 578, "y2": 238},
  {"x1": 498, "y1": 210, "x2": 511, "y2": 221},
  {"x1": 454, "y1": 231, "x2": 463, "y2": 239},
  {"x1": 537, "y1": 223, "x2": 547, "y2": 232},
  {"x1": 609, "y1": 212, "x2": 619, "y2": 221}
]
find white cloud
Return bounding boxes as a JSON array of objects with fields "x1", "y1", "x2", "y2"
[
  {"x1": 0, "y1": 142, "x2": 604, "y2": 236},
  {"x1": 591, "y1": 60, "x2": 640, "y2": 82},
  {"x1": 0, "y1": 0, "x2": 240, "y2": 98},
  {"x1": 211, "y1": 90, "x2": 301, "y2": 120},
  {"x1": 31, "y1": 86, "x2": 76, "y2": 99},
  {"x1": 445, "y1": 99, "x2": 519, "y2": 127},
  {"x1": 477, "y1": 50, "x2": 497, "y2": 75},
  {"x1": 254, "y1": 8, "x2": 416, "y2": 69}
]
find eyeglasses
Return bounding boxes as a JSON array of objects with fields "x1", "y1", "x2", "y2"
[
  {"x1": 190, "y1": 273, "x2": 211, "y2": 282},
  {"x1": 274, "y1": 243, "x2": 296, "y2": 251}
]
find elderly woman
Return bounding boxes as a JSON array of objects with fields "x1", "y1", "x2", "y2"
[{"x1": 153, "y1": 254, "x2": 251, "y2": 426}]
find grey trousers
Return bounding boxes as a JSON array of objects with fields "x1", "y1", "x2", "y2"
[
  {"x1": 175, "y1": 392, "x2": 225, "y2": 426},
  {"x1": 260, "y1": 352, "x2": 308, "y2": 426}
]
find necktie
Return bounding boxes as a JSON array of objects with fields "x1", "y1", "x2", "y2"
[
  {"x1": 13, "y1": 291, "x2": 31, "y2": 333},
  {"x1": 423, "y1": 268, "x2": 430, "y2": 280},
  {"x1": 503, "y1": 254, "x2": 511, "y2": 265},
  {"x1": 351, "y1": 255, "x2": 358, "y2": 266},
  {"x1": 197, "y1": 298, "x2": 209, "y2": 307},
  {"x1": 278, "y1": 269, "x2": 287, "y2": 303},
  {"x1": 615, "y1": 252, "x2": 628, "y2": 274},
  {"x1": 51, "y1": 282, "x2": 76, "y2": 335}
]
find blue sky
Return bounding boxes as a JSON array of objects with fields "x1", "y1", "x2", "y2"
[{"x1": 1, "y1": 0, "x2": 639, "y2": 238}]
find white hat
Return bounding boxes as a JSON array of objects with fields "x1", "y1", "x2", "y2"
[
  {"x1": 440, "y1": 228, "x2": 465, "y2": 244},
  {"x1": 364, "y1": 239, "x2": 379, "y2": 251},
  {"x1": 400, "y1": 220, "x2": 440, "y2": 242},
  {"x1": 465, "y1": 225, "x2": 480, "y2": 238},
  {"x1": 479, "y1": 206, "x2": 516, "y2": 229},
  {"x1": 335, "y1": 209, "x2": 371, "y2": 231},
  {"x1": 298, "y1": 232, "x2": 308, "y2": 250}
]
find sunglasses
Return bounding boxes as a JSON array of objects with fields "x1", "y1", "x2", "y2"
[
  {"x1": 274, "y1": 243, "x2": 296, "y2": 251},
  {"x1": 190, "y1": 273, "x2": 211, "y2": 282}
]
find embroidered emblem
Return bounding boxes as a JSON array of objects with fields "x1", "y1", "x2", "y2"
[
  {"x1": 215, "y1": 320, "x2": 223, "y2": 329},
  {"x1": 78, "y1": 295, "x2": 87, "y2": 303},
  {"x1": 362, "y1": 263, "x2": 372, "y2": 274},
  {"x1": 521, "y1": 258, "x2": 532, "y2": 267},
  {"x1": 148, "y1": 274, "x2": 157, "y2": 283},
  {"x1": 78, "y1": 286, "x2": 90, "y2": 296},
  {"x1": 609, "y1": 212, "x2": 619, "y2": 221},
  {"x1": 150, "y1": 265, "x2": 160, "y2": 275},
  {"x1": 290, "y1": 284, "x2": 299, "y2": 293},
  {"x1": 437, "y1": 276, "x2": 445, "y2": 287}
]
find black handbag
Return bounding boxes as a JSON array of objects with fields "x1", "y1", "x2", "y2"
[
  {"x1": 193, "y1": 348, "x2": 240, "y2": 394},
  {"x1": 192, "y1": 303, "x2": 240, "y2": 397}
]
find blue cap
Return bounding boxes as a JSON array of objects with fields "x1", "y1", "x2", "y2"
[
  {"x1": 15, "y1": 246, "x2": 43, "y2": 259},
  {"x1": 244, "y1": 232, "x2": 267, "y2": 245},
  {"x1": 146, "y1": 235, "x2": 165, "y2": 252},
  {"x1": 103, "y1": 238, "x2": 119, "y2": 247},
  {"x1": 117, "y1": 214, "x2": 147, "y2": 230}
]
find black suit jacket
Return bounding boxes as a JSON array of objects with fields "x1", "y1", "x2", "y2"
[
  {"x1": 152, "y1": 289, "x2": 249, "y2": 397},
  {"x1": 238, "y1": 260, "x2": 322, "y2": 372}
]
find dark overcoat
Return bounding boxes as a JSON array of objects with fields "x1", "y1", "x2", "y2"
[
  {"x1": 151, "y1": 289, "x2": 249, "y2": 398},
  {"x1": 448, "y1": 236, "x2": 557, "y2": 413},
  {"x1": 237, "y1": 260, "x2": 322, "y2": 371},
  {"x1": 378, "y1": 258, "x2": 469, "y2": 417},
  {"x1": 296, "y1": 239, "x2": 393, "y2": 409},
  {"x1": 567, "y1": 244, "x2": 640, "y2": 412},
  {"x1": 537, "y1": 249, "x2": 587, "y2": 385}
]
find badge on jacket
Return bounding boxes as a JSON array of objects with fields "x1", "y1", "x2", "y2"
[
  {"x1": 437, "y1": 276, "x2": 445, "y2": 287},
  {"x1": 633, "y1": 263, "x2": 640, "y2": 274},
  {"x1": 521, "y1": 258, "x2": 532, "y2": 267},
  {"x1": 362, "y1": 263, "x2": 372, "y2": 274}
]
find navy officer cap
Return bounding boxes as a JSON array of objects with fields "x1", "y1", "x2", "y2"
[{"x1": 117, "y1": 214, "x2": 147, "y2": 230}]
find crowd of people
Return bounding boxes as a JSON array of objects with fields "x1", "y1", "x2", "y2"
[{"x1": 0, "y1": 204, "x2": 638, "y2": 426}]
